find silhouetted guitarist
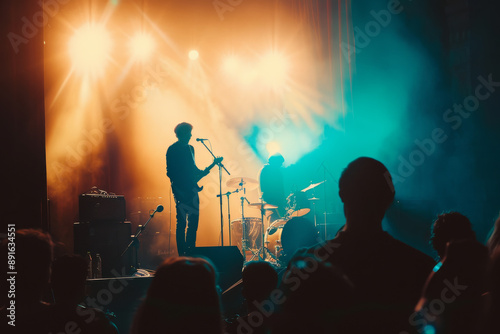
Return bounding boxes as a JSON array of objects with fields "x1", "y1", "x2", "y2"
[{"x1": 166, "y1": 122, "x2": 222, "y2": 255}]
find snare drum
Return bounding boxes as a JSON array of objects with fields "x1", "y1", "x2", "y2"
[{"x1": 230, "y1": 217, "x2": 263, "y2": 252}]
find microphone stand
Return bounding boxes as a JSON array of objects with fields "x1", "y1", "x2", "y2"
[
  {"x1": 198, "y1": 139, "x2": 230, "y2": 246},
  {"x1": 217, "y1": 189, "x2": 239, "y2": 246},
  {"x1": 120, "y1": 206, "x2": 163, "y2": 273}
]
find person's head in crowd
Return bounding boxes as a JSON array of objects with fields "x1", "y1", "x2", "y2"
[
  {"x1": 241, "y1": 261, "x2": 278, "y2": 305},
  {"x1": 431, "y1": 212, "x2": 476, "y2": 259},
  {"x1": 51, "y1": 254, "x2": 88, "y2": 305},
  {"x1": 1, "y1": 229, "x2": 53, "y2": 304},
  {"x1": 131, "y1": 256, "x2": 222, "y2": 334},
  {"x1": 338, "y1": 157, "x2": 395, "y2": 229},
  {"x1": 487, "y1": 212, "x2": 500, "y2": 254},
  {"x1": 280, "y1": 217, "x2": 318, "y2": 261}
]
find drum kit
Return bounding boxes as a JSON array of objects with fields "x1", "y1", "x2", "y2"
[{"x1": 225, "y1": 176, "x2": 325, "y2": 265}]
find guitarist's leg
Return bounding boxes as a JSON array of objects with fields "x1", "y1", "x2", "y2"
[
  {"x1": 175, "y1": 200, "x2": 189, "y2": 256},
  {"x1": 185, "y1": 193, "x2": 200, "y2": 253}
]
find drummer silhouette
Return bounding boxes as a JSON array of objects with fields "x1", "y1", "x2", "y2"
[{"x1": 259, "y1": 153, "x2": 286, "y2": 222}]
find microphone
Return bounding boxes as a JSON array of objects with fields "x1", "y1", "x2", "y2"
[
  {"x1": 156, "y1": 205, "x2": 164, "y2": 213},
  {"x1": 196, "y1": 138, "x2": 208, "y2": 142}
]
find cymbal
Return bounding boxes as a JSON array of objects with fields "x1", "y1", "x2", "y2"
[
  {"x1": 288, "y1": 208, "x2": 311, "y2": 217},
  {"x1": 308, "y1": 197, "x2": 320, "y2": 201},
  {"x1": 301, "y1": 180, "x2": 325, "y2": 192},
  {"x1": 226, "y1": 177, "x2": 259, "y2": 190},
  {"x1": 249, "y1": 203, "x2": 278, "y2": 210}
]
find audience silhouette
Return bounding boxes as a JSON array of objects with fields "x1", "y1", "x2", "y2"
[
  {"x1": 48, "y1": 254, "x2": 119, "y2": 333},
  {"x1": 487, "y1": 212, "x2": 500, "y2": 254},
  {"x1": 131, "y1": 256, "x2": 223, "y2": 334},
  {"x1": 1, "y1": 229, "x2": 54, "y2": 333},
  {"x1": 273, "y1": 256, "x2": 359, "y2": 334},
  {"x1": 415, "y1": 239, "x2": 489, "y2": 334},
  {"x1": 225, "y1": 261, "x2": 278, "y2": 334},
  {"x1": 430, "y1": 211, "x2": 477, "y2": 260},
  {"x1": 279, "y1": 217, "x2": 319, "y2": 265},
  {"x1": 3, "y1": 159, "x2": 499, "y2": 334},
  {"x1": 487, "y1": 245, "x2": 500, "y2": 334}
]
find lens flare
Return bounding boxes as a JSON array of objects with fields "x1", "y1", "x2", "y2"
[
  {"x1": 68, "y1": 24, "x2": 111, "y2": 76},
  {"x1": 266, "y1": 141, "x2": 281, "y2": 155},
  {"x1": 188, "y1": 49, "x2": 199, "y2": 60},
  {"x1": 129, "y1": 33, "x2": 155, "y2": 62},
  {"x1": 259, "y1": 52, "x2": 288, "y2": 88}
]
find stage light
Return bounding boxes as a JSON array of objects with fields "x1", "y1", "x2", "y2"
[
  {"x1": 259, "y1": 52, "x2": 288, "y2": 87},
  {"x1": 188, "y1": 50, "x2": 199, "y2": 60},
  {"x1": 69, "y1": 24, "x2": 111, "y2": 76},
  {"x1": 129, "y1": 33, "x2": 155, "y2": 62}
]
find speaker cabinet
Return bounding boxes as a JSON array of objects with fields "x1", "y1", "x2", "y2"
[
  {"x1": 79, "y1": 194, "x2": 126, "y2": 223},
  {"x1": 191, "y1": 246, "x2": 243, "y2": 291},
  {"x1": 74, "y1": 222, "x2": 133, "y2": 277}
]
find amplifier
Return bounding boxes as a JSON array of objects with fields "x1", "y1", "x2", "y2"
[
  {"x1": 74, "y1": 221, "x2": 133, "y2": 277},
  {"x1": 79, "y1": 193, "x2": 126, "y2": 223}
]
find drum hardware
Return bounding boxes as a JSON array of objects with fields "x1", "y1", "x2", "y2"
[
  {"x1": 225, "y1": 177, "x2": 264, "y2": 261},
  {"x1": 308, "y1": 197, "x2": 320, "y2": 228},
  {"x1": 248, "y1": 203, "x2": 278, "y2": 210},
  {"x1": 226, "y1": 177, "x2": 259, "y2": 191},
  {"x1": 286, "y1": 191, "x2": 311, "y2": 217},
  {"x1": 302, "y1": 178, "x2": 327, "y2": 235},
  {"x1": 300, "y1": 180, "x2": 326, "y2": 193}
]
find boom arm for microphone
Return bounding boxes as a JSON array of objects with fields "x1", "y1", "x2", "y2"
[
  {"x1": 120, "y1": 203, "x2": 164, "y2": 263},
  {"x1": 196, "y1": 138, "x2": 208, "y2": 142}
]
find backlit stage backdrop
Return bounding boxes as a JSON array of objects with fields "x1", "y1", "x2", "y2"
[
  {"x1": 44, "y1": 0, "x2": 353, "y2": 254},
  {"x1": 41, "y1": 0, "x2": 500, "y2": 258}
]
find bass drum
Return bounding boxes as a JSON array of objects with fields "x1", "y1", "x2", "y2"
[
  {"x1": 230, "y1": 217, "x2": 262, "y2": 252},
  {"x1": 265, "y1": 217, "x2": 319, "y2": 261}
]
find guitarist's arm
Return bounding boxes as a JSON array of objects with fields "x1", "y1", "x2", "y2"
[{"x1": 198, "y1": 157, "x2": 223, "y2": 181}]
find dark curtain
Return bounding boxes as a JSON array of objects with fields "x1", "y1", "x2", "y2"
[{"x1": 1, "y1": 0, "x2": 48, "y2": 230}]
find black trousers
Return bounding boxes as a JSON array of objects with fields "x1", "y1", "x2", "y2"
[{"x1": 173, "y1": 191, "x2": 200, "y2": 256}]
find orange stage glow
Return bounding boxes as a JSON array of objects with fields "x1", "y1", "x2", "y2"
[
  {"x1": 129, "y1": 33, "x2": 155, "y2": 62},
  {"x1": 44, "y1": 0, "x2": 350, "y2": 256}
]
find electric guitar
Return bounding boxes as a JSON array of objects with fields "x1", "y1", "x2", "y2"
[{"x1": 195, "y1": 156, "x2": 223, "y2": 192}]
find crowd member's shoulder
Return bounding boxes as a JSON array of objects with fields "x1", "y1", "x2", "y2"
[{"x1": 381, "y1": 231, "x2": 435, "y2": 267}]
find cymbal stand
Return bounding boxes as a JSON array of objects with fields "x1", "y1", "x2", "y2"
[{"x1": 258, "y1": 197, "x2": 267, "y2": 261}]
